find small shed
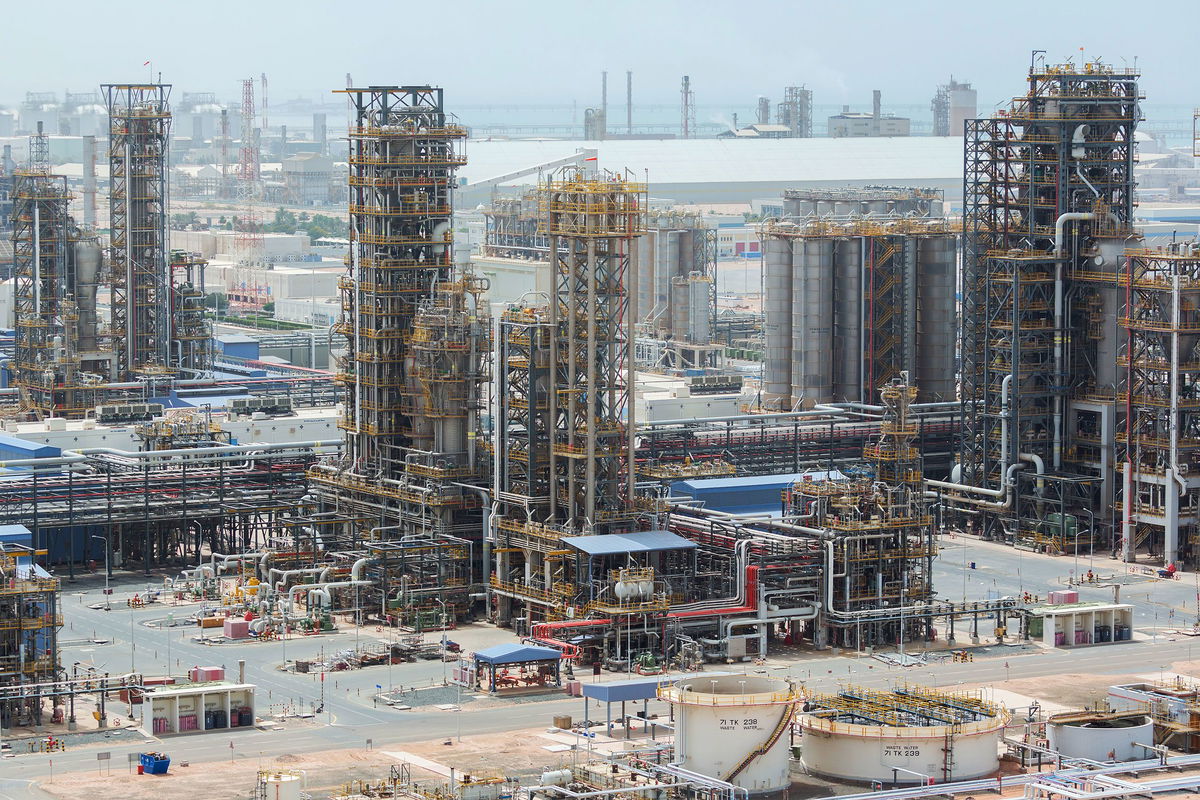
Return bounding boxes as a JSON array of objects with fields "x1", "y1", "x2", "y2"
[
  {"x1": 581, "y1": 676, "x2": 665, "y2": 737},
  {"x1": 473, "y1": 643, "x2": 561, "y2": 694}
]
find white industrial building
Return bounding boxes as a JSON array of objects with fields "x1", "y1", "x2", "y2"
[
  {"x1": 457, "y1": 137, "x2": 963, "y2": 206},
  {"x1": 169, "y1": 230, "x2": 312, "y2": 261}
]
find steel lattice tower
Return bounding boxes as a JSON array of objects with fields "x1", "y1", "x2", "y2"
[
  {"x1": 10, "y1": 124, "x2": 74, "y2": 414},
  {"x1": 332, "y1": 86, "x2": 465, "y2": 479},
  {"x1": 953, "y1": 58, "x2": 1139, "y2": 546},
  {"x1": 541, "y1": 168, "x2": 646, "y2": 533},
  {"x1": 103, "y1": 83, "x2": 172, "y2": 379},
  {"x1": 307, "y1": 86, "x2": 488, "y2": 623}
]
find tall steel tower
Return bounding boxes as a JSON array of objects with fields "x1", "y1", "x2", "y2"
[
  {"x1": 308, "y1": 87, "x2": 488, "y2": 622},
  {"x1": 948, "y1": 57, "x2": 1139, "y2": 551},
  {"x1": 103, "y1": 83, "x2": 172, "y2": 379}
]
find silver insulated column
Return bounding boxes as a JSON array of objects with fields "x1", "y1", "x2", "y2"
[
  {"x1": 833, "y1": 237, "x2": 862, "y2": 403},
  {"x1": 792, "y1": 237, "x2": 834, "y2": 406},
  {"x1": 687, "y1": 273, "x2": 711, "y2": 344},
  {"x1": 762, "y1": 235, "x2": 793, "y2": 408},
  {"x1": 915, "y1": 235, "x2": 957, "y2": 402}
]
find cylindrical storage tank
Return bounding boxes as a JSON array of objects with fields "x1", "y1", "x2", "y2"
[
  {"x1": 833, "y1": 238, "x2": 863, "y2": 403},
  {"x1": 636, "y1": 228, "x2": 657, "y2": 326},
  {"x1": 260, "y1": 771, "x2": 305, "y2": 800},
  {"x1": 661, "y1": 675, "x2": 799, "y2": 794},
  {"x1": 762, "y1": 235, "x2": 793, "y2": 408},
  {"x1": 661, "y1": 231, "x2": 679, "y2": 332},
  {"x1": 1046, "y1": 712, "x2": 1153, "y2": 762},
  {"x1": 800, "y1": 704, "x2": 1007, "y2": 784},
  {"x1": 792, "y1": 238, "x2": 833, "y2": 406},
  {"x1": 790, "y1": 239, "x2": 807, "y2": 407},
  {"x1": 915, "y1": 234, "x2": 957, "y2": 403},
  {"x1": 688, "y1": 275, "x2": 711, "y2": 344},
  {"x1": 670, "y1": 276, "x2": 690, "y2": 343}
]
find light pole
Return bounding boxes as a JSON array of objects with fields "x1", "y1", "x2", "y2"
[
  {"x1": 91, "y1": 535, "x2": 110, "y2": 610},
  {"x1": 434, "y1": 598, "x2": 447, "y2": 685},
  {"x1": 1081, "y1": 508, "x2": 1096, "y2": 572}
]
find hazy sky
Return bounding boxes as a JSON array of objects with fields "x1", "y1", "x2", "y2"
[{"x1": 1, "y1": 0, "x2": 1195, "y2": 110}]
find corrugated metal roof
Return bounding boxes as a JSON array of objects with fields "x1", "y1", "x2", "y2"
[
  {"x1": 460, "y1": 137, "x2": 962, "y2": 187},
  {"x1": 561, "y1": 530, "x2": 697, "y2": 556},
  {"x1": 474, "y1": 643, "x2": 561, "y2": 664},
  {"x1": 673, "y1": 470, "x2": 842, "y2": 493},
  {"x1": 582, "y1": 676, "x2": 664, "y2": 702}
]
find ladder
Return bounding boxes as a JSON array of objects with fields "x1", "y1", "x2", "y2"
[{"x1": 723, "y1": 705, "x2": 794, "y2": 783}]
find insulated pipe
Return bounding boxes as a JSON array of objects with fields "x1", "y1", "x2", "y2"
[
  {"x1": 289, "y1": 579, "x2": 373, "y2": 612},
  {"x1": 1000, "y1": 373, "x2": 1013, "y2": 473},
  {"x1": 641, "y1": 406, "x2": 848, "y2": 427},
  {"x1": 1051, "y1": 213, "x2": 1098, "y2": 470},
  {"x1": 269, "y1": 567, "x2": 325, "y2": 591},
  {"x1": 928, "y1": 462, "x2": 1026, "y2": 511},
  {"x1": 78, "y1": 439, "x2": 342, "y2": 460}
]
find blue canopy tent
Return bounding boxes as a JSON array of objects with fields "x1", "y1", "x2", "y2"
[{"x1": 474, "y1": 643, "x2": 562, "y2": 694}]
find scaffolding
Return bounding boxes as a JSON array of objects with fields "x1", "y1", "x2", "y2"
[
  {"x1": 103, "y1": 83, "x2": 172, "y2": 379},
  {"x1": 957, "y1": 58, "x2": 1140, "y2": 545}
]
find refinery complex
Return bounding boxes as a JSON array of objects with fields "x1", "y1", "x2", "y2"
[{"x1": 3, "y1": 27, "x2": 1200, "y2": 800}]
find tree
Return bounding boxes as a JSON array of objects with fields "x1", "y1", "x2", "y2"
[{"x1": 267, "y1": 207, "x2": 298, "y2": 233}]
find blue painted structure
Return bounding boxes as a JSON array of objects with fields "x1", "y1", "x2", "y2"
[
  {"x1": 671, "y1": 470, "x2": 844, "y2": 514},
  {"x1": 0, "y1": 435, "x2": 60, "y2": 461}
]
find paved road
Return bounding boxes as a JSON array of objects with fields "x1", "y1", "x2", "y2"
[{"x1": 3, "y1": 538, "x2": 1198, "y2": 797}]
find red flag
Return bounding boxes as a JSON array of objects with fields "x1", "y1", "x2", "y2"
[
  {"x1": 584, "y1": 156, "x2": 598, "y2": 162},
  {"x1": 143, "y1": 60, "x2": 151, "y2": 66}
]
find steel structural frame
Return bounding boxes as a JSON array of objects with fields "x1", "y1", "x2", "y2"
[
  {"x1": 10, "y1": 163, "x2": 74, "y2": 415},
  {"x1": 326, "y1": 85, "x2": 465, "y2": 482},
  {"x1": 541, "y1": 168, "x2": 646, "y2": 533},
  {"x1": 309, "y1": 86, "x2": 487, "y2": 614},
  {"x1": 103, "y1": 84, "x2": 172, "y2": 378},
  {"x1": 958, "y1": 62, "x2": 1139, "y2": 541},
  {"x1": 1116, "y1": 251, "x2": 1200, "y2": 563}
]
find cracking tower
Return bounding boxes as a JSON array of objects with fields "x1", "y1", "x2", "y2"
[{"x1": 103, "y1": 83, "x2": 172, "y2": 379}]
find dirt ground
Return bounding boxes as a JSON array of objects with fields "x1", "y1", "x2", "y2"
[
  {"x1": 41, "y1": 748, "x2": 405, "y2": 800},
  {"x1": 38, "y1": 659, "x2": 1200, "y2": 800},
  {"x1": 960, "y1": 657, "x2": 1200, "y2": 709},
  {"x1": 37, "y1": 724, "x2": 580, "y2": 800}
]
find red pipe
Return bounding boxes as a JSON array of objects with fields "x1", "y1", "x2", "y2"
[{"x1": 528, "y1": 618, "x2": 614, "y2": 661}]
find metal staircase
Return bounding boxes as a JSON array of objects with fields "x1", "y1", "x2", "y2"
[{"x1": 723, "y1": 705, "x2": 795, "y2": 782}]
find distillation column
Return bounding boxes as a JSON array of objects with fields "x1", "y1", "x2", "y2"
[{"x1": 103, "y1": 83, "x2": 172, "y2": 379}]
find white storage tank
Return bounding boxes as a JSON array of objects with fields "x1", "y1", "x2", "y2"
[
  {"x1": 258, "y1": 770, "x2": 305, "y2": 800},
  {"x1": 799, "y1": 685, "x2": 1008, "y2": 784},
  {"x1": 660, "y1": 674, "x2": 799, "y2": 794},
  {"x1": 1047, "y1": 710, "x2": 1153, "y2": 762}
]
